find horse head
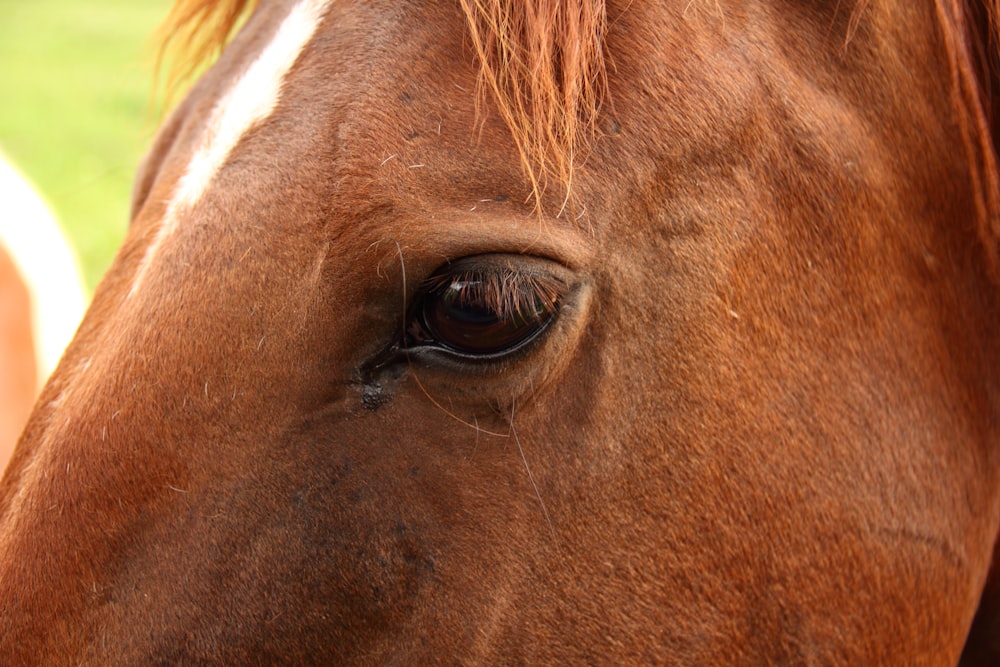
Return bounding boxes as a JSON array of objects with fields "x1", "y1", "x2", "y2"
[{"x1": 1, "y1": 1, "x2": 999, "y2": 663}]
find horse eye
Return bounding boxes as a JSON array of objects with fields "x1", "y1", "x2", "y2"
[{"x1": 406, "y1": 261, "x2": 563, "y2": 358}]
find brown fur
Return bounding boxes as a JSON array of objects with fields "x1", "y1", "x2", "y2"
[
  {"x1": 158, "y1": 0, "x2": 607, "y2": 210},
  {"x1": 1, "y1": 1, "x2": 999, "y2": 664},
  {"x1": 155, "y1": 0, "x2": 1000, "y2": 256},
  {"x1": 456, "y1": 0, "x2": 607, "y2": 209},
  {"x1": 938, "y1": 0, "x2": 1000, "y2": 279}
]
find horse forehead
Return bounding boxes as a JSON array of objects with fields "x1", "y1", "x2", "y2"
[
  {"x1": 174, "y1": 0, "x2": 334, "y2": 213},
  {"x1": 132, "y1": 0, "x2": 507, "y2": 281},
  {"x1": 130, "y1": 0, "x2": 334, "y2": 294}
]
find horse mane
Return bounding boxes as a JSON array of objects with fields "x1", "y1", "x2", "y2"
[
  {"x1": 155, "y1": 0, "x2": 256, "y2": 102},
  {"x1": 156, "y1": 0, "x2": 606, "y2": 212},
  {"x1": 937, "y1": 0, "x2": 1000, "y2": 279},
  {"x1": 456, "y1": 0, "x2": 607, "y2": 211}
]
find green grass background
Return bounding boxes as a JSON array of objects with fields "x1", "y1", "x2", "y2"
[{"x1": 0, "y1": 0, "x2": 172, "y2": 293}]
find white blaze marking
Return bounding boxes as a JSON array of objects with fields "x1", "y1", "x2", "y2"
[{"x1": 130, "y1": 0, "x2": 332, "y2": 295}]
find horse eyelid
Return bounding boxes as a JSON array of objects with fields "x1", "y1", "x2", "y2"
[{"x1": 403, "y1": 259, "x2": 567, "y2": 360}]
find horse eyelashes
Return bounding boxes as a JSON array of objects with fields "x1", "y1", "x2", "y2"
[{"x1": 405, "y1": 259, "x2": 564, "y2": 359}]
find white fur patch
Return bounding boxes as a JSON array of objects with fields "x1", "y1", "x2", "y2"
[{"x1": 130, "y1": 0, "x2": 332, "y2": 295}]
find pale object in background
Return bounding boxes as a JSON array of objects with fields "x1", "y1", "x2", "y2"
[{"x1": 0, "y1": 153, "x2": 87, "y2": 472}]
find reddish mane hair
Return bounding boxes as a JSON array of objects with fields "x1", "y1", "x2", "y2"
[
  {"x1": 941, "y1": 0, "x2": 1000, "y2": 277},
  {"x1": 456, "y1": 0, "x2": 607, "y2": 209},
  {"x1": 157, "y1": 0, "x2": 1000, "y2": 267},
  {"x1": 155, "y1": 0, "x2": 256, "y2": 96}
]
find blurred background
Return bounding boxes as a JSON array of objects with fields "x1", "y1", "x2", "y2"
[
  {"x1": 0, "y1": 0, "x2": 172, "y2": 293},
  {"x1": 0, "y1": 1, "x2": 174, "y2": 467}
]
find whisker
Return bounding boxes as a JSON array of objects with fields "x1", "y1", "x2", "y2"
[
  {"x1": 411, "y1": 373, "x2": 509, "y2": 437},
  {"x1": 508, "y1": 401, "x2": 555, "y2": 539}
]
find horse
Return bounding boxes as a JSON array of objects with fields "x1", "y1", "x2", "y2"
[
  {"x1": 0, "y1": 154, "x2": 86, "y2": 473},
  {"x1": 1, "y1": 0, "x2": 998, "y2": 662},
  {"x1": 0, "y1": 238, "x2": 35, "y2": 475}
]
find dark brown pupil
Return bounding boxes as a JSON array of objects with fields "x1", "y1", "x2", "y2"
[{"x1": 420, "y1": 276, "x2": 556, "y2": 356}]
